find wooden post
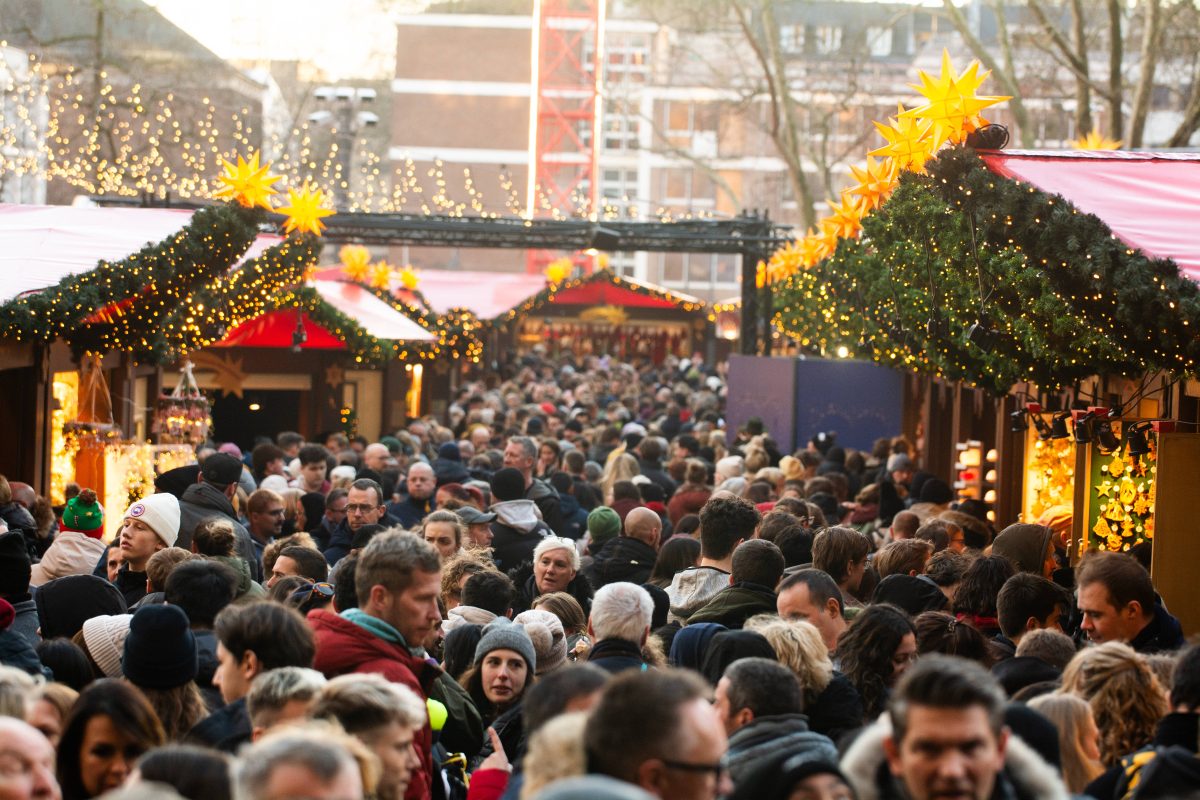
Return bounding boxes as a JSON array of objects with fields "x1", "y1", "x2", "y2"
[{"x1": 1151, "y1": 432, "x2": 1200, "y2": 636}]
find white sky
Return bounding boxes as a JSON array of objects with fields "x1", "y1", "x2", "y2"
[{"x1": 146, "y1": 0, "x2": 428, "y2": 80}]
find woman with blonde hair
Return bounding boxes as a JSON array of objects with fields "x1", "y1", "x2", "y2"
[
  {"x1": 599, "y1": 453, "x2": 640, "y2": 505},
  {"x1": 1028, "y1": 692, "x2": 1105, "y2": 792},
  {"x1": 1060, "y1": 641, "x2": 1168, "y2": 767},
  {"x1": 744, "y1": 615, "x2": 863, "y2": 741},
  {"x1": 278, "y1": 488, "x2": 307, "y2": 537}
]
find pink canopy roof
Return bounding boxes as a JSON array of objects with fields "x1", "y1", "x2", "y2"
[
  {"x1": 0, "y1": 203, "x2": 279, "y2": 303},
  {"x1": 982, "y1": 150, "x2": 1200, "y2": 281},
  {"x1": 315, "y1": 266, "x2": 547, "y2": 319}
]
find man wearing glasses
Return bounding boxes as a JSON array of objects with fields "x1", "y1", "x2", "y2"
[
  {"x1": 323, "y1": 479, "x2": 397, "y2": 567},
  {"x1": 586, "y1": 669, "x2": 732, "y2": 800}
]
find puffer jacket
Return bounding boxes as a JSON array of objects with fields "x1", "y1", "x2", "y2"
[
  {"x1": 666, "y1": 565, "x2": 731, "y2": 624},
  {"x1": 309, "y1": 609, "x2": 439, "y2": 800},
  {"x1": 30, "y1": 532, "x2": 106, "y2": 587}
]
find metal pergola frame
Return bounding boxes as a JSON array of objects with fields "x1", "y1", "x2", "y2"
[{"x1": 92, "y1": 196, "x2": 792, "y2": 354}]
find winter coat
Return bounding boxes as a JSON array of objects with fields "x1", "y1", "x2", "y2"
[
  {"x1": 471, "y1": 703, "x2": 525, "y2": 771},
  {"x1": 666, "y1": 479, "x2": 705, "y2": 514},
  {"x1": 29, "y1": 532, "x2": 106, "y2": 587},
  {"x1": 489, "y1": 500, "x2": 550, "y2": 574},
  {"x1": 724, "y1": 714, "x2": 836, "y2": 786},
  {"x1": 587, "y1": 637, "x2": 647, "y2": 674},
  {"x1": 114, "y1": 567, "x2": 149, "y2": 607},
  {"x1": 186, "y1": 697, "x2": 251, "y2": 754},
  {"x1": 525, "y1": 478, "x2": 565, "y2": 537},
  {"x1": 666, "y1": 566, "x2": 732, "y2": 624},
  {"x1": 1129, "y1": 604, "x2": 1185, "y2": 654},
  {"x1": 178, "y1": 483, "x2": 260, "y2": 581},
  {"x1": 584, "y1": 536, "x2": 657, "y2": 590},
  {"x1": 308, "y1": 609, "x2": 438, "y2": 800},
  {"x1": 1085, "y1": 711, "x2": 1199, "y2": 800},
  {"x1": 556, "y1": 493, "x2": 589, "y2": 541},
  {"x1": 841, "y1": 715, "x2": 1070, "y2": 800},
  {"x1": 0, "y1": 629, "x2": 49, "y2": 678},
  {"x1": 388, "y1": 494, "x2": 435, "y2": 530},
  {"x1": 6, "y1": 598, "x2": 39, "y2": 649},
  {"x1": 805, "y1": 672, "x2": 864, "y2": 744},
  {"x1": 512, "y1": 571, "x2": 593, "y2": 618},
  {"x1": 686, "y1": 582, "x2": 777, "y2": 629},
  {"x1": 194, "y1": 629, "x2": 223, "y2": 711},
  {"x1": 637, "y1": 459, "x2": 678, "y2": 500},
  {"x1": 431, "y1": 458, "x2": 470, "y2": 489},
  {"x1": 322, "y1": 512, "x2": 404, "y2": 567}
]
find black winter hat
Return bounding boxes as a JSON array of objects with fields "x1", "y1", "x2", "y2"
[
  {"x1": 490, "y1": 467, "x2": 526, "y2": 503},
  {"x1": 872, "y1": 574, "x2": 948, "y2": 616},
  {"x1": 437, "y1": 442, "x2": 462, "y2": 462},
  {"x1": 154, "y1": 464, "x2": 201, "y2": 499},
  {"x1": 0, "y1": 531, "x2": 31, "y2": 598},
  {"x1": 123, "y1": 604, "x2": 198, "y2": 689},
  {"x1": 641, "y1": 583, "x2": 670, "y2": 629},
  {"x1": 35, "y1": 574, "x2": 126, "y2": 639},
  {"x1": 919, "y1": 478, "x2": 954, "y2": 505},
  {"x1": 699, "y1": 629, "x2": 776, "y2": 686}
]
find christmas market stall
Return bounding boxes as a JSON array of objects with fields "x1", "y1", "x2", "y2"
[{"x1": 762, "y1": 53, "x2": 1200, "y2": 631}]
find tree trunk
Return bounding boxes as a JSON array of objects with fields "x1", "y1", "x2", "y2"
[
  {"x1": 1069, "y1": 0, "x2": 1092, "y2": 136},
  {"x1": 1107, "y1": 0, "x2": 1125, "y2": 141},
  {"x1": 1128, "y1": 0, "x2": 1162, "y2": 147}
]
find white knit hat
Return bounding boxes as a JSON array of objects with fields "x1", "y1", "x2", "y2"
[
  {"x1": 122, "y1": 493, "x2": 180, "y2": 547},
  {"x1": 259, "y1": 475, "x2": 290, "y2": 492},
  {"x1": 81, "y1": 614, "x2": 132, "y2": 678}
]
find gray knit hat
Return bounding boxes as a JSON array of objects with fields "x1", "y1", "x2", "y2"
[{"x1": 473, "y1": 618, "x2": 536, "y2": 673}]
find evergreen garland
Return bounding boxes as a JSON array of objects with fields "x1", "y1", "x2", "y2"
[{"x1": 774, "y1": 146, "x2": 1194, "y2": 393}]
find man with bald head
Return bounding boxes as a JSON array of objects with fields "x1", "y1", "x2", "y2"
[
  {"x1": 362, "y1": 443, "x2": 391, "y2": 473},
  {"x1": 0, "y1": 717, "x2": 60, "y2": 800},
  {"x1": 388, "y1": 462, "x2": 436, "y2": 529},
  {"x1": 585, "y1": 506, "x2": 662, "y2": 589}
]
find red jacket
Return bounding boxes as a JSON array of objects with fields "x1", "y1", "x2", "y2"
[{"x1": 309, "y1": 609, "x2": 439, "y2": 800}]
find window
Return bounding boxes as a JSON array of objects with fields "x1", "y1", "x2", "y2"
[
  {"x1": 661, "y1": 252, "x2": 684, "y2": 283},
  {"x1": 866, "y1": 27, "x2": 893, "y2": 57},
  {"x1": 603, "y1": 110, "x2": 639, "y2": 152},
  {"x1": 813, "y1": 25, "x2": 842, "y2": 55},
  {"x1": 601, "y1": 168, "x2": 639, "y2": 216},
  {"x1": 780, "y1": 24, "x2": 805, "y2": 54},
  {"x1": 586, "y1": 33, "x2": 650, "y2": 84}
]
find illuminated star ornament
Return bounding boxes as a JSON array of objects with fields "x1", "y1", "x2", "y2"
[
  {"x1": 369, "y1": 262, "x2": 394, "y2": 291},
  {"x1": 544, "y1": 258, "x2": 573, "y2": 285},
  {"x1": 398, "y1": 265, "x2": 420, "y2": 291},
  {"x1": 213, "y1": 151, "x2": 280, "y2": 210},
  {"x1": 870, "y1": 104, "x2": 938, "y2": 173},
  {"x1": 1073, "y1": 130, "x2": 1122, "y2": 150},
  {"x1": 822, "y1": 193, "x2": 867, "y2": 241},
  {"x1": 848, "y1": 157, "x2": 900, "y2": 212},
  {"x1": 340, "y1": 245, "x2": 371, "y2": 283},
  {"x1": 278, "y1": 184, "x2": 335, "y2": 236},
  {"x1": 900, "y1": 50, "x2": 1010, "y2": 150}
]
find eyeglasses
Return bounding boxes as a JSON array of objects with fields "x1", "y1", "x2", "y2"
[
  {"x1": 660, "y1": 759, "x2": 725, "y2": 779},
  {"x1": 327, "y1": 505, "x2": 348, "y2": 515},
  {"x1": 346, "y1": 504, "x2": 381, "y2": 514},
  {"x1": 265, "y1": 509, "x2": 286, "y2": 517}
]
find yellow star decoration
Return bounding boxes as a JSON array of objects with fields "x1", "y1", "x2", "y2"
[
  {"x1": 1095, "y1": 480, "x2": 1113, "y2": 497},
  {"x1": 302, "y1": 264, "x2": 319, "y2": 283},
  {"x1": 900, "y1": 50, "x2": 1010, "y2": 150},
  {"x1": 368, "y1": 262, "x2": 394, "y2": 291},
  {"x1": 822, "y1": 193, "x2": 868, "y2": 241},
  {"x1": 277, "y1": 183, "x2": 335, "y2": 237},
  {"x1": 870, "y1": 104, "x2": 938, "y2": 173},
  {"x1": 1073, "y1": 130, "x2": 1122, "y2": 150},
  {"x1": 545, "y1": 257, "x2": 573, "y2": 285},
  {"x1": 797, "y1": 228, "x2": 827, "y2": 269},
  {"x1": 398, "y1": 265, "x2": 420, "y2": 291},
  {"x1": 213, "y1": 151, "x2": 280, "y2": 210},
  {"x1": 848, "y1": 157, "x2": 900, "y2": 212},
  {"x1": 339, "y1": 245, "x2": 371, "y2": 282}
]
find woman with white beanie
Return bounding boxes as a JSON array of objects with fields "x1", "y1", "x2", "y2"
[{"x1": 114, "y1": 494, "x2": 180, "y2": 606}]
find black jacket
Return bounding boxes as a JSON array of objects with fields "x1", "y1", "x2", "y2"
[
  {"x1": 724, "y1": 714, "x2": 835, "y2": 786},
  {"x1": 557, "y1": 493, "x2": 589, "y2": 541},
  {"x1": 584, "y1": 536, "x2": 657, "y2": 590},
  {"x1": 1129, "y1": 604, "x2": 1185, "y2": 654},
  {"x1": 512, "y1": 571, "x2": 593, "y2": 617},
  {"x1": 637, "y1": 459, "x2": 678, "y2": 499},
  {"x1": 805, "y1": 672, "x2": 864, "y2": 744},
  {"x1": 322, "y1": 512, "x2": 403, "y2": 567},
  {"x1": 178, "y1": 482, "x2": 259, "y2": 581},
  {"x1": 0, "y1": 629, "x2": 49, "y2": 678},
  {"x1": 489, "y1": 519, "x2": 550, "y2": 575},
  {"x1": 186, "y1": 697, "x2": 251, "y2": 754},
  {"x1": 586, "y1": 637, "x2": 646, "y2": 674},
  {"x1": 525, "y1": 479, "x2": 565, "y2": 536},
  {"x1": 114, "y1": 567, "x2": 149, "y2": 607}
]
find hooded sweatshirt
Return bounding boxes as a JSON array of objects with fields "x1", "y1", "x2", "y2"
[
  {"x1": 991, "y1": 525, "x2": 1054, "y2": 575},
  {"x1": 489, "y1": 499, "x2": 550, "y2": 573},
  {"x1": 666, "y1": 565, "x2": 731, "y2": 624}
]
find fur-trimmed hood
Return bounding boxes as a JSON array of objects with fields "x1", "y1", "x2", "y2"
[{"x1": 840, "y1": 715, "x2": 1069, "y2": 800}]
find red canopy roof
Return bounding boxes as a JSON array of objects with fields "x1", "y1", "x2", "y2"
[
  {"x1": 551, "y1": 279, "x2": 684, "y2": 308},
  {"x1": 982, "y1": 150, "x2": 1200, "y2": 281},
  {"x1": 212, "y1": 311, "x2": 347, "y2": 350}
]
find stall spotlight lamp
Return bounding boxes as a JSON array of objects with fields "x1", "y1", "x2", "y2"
[
  {"x1": 291, "y1": 314, "x2": 308, "y2": 353},
  {"x1": 1008, "y1": 409, "x2": 1028, "y2": 433},
  {"x1": 1049, "y1": 411, "x2": 1071, "y2": 440},
  {"x1": 588, "y1": 225, "x2": 622, "y2": 252},
  {"x1": 1125, "y1": 421, "x2": 1154, "y2": 459},
  {"x1": 1024, "y1": 403, "x2": 1054, "y2": 440},
  {"x1": 1094, "y1": 419, "x2": 1120, "y2": 453},
  {"x1": 966, "y1": 319, "x2": 994, "y2": 353},
  {"x1": 1072, "y1": 412, "x2": 1095, "y2": 444}
]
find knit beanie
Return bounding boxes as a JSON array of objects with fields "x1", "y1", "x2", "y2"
[
  {"x1": 473, "y1": 618, "x2": 536, "y2": 674},
  {"x1": 587, "y1": 507, "x2": 621, "y2": 547},
  {"x1": 0, "y1": 531, "x2": 31, "y2": 598},
  {"x1": 35, "y1": 574, "x2": 127, "y2": 639},
  {"x1": 513, "y1": 609, "x2": 567, "y2": 675},
  {"x1": 81, "y1": 613, "x2": 133, "y2": 678},
  {"x1": 62, "y1": 488, "x2": 105, "y2": 538},
  {"x1": 490, "y1": 468, "x2": 526, "y2": 503},
  {"x1": 122, "y1": 493, "x2": 181, "y2": 547},
  {"x1": 122, "y1": 604, "x2": 198, "y2": 690},
  {"x1": 0, "y1": 597, "x2": 13, "y2": 630}
]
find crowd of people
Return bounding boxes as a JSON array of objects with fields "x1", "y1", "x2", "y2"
[{"x1": 0, "y1": 351, "x2": 1196, "y2": 800}]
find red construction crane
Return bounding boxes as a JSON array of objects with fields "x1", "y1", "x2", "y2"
[{"x1": 526, "y1": 0, "x2": 605, "y2": 273}]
